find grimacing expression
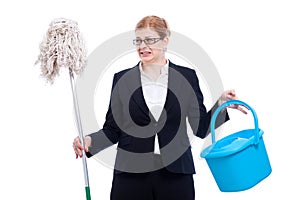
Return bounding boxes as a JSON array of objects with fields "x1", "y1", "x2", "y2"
[{"x1": 135, "y1": 28, "x2": 168, "y2": 64}]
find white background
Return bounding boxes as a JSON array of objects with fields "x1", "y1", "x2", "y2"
[{"x1": 1, "y1": 0, "x2": 299, "y2": 199}]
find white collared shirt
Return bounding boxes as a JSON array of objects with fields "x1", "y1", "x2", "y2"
[{"x1": 139, "y1": 60, "x2": 169, "y2": 154}]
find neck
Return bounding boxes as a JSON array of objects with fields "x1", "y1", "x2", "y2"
[
  {"x1": 142, "y1": 57, "x2": 166, "y2": 67},
  {"x1": 141, "y1": 59, "x2": 167, "y2": 81}
]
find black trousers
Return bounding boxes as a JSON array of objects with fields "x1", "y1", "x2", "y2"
[{"x1": 110, "y1": 167, "x2": 195, "y2": 200}]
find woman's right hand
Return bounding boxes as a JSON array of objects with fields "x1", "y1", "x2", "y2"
[{"x1": 73, "y1": 136, "x2": 92, "y2": 159}]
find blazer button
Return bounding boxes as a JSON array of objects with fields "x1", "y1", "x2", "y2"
[{"x1": 154, "y1": 123, "x2": 158, "y2": 127}]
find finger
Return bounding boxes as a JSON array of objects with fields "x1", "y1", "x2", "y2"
[
  {"x1": 233, "y1": 105, "x2": 248, "y2": 114},
  {"x1": 73, "y1": 147, "x2": 82, "y2": 158},
  {"x1": 226, "y1": 94, "x2": 237, "y2": 100},
  {"x1": 73, "y1": 145, "x2": 82, "y2": 158},
  {"x1": 238, "y1": 107, "x2": 248, "y2": 114},
  {"x1": 227, "y1": 89, "x2": 236, "y2": 97},
  {"x1": 228, "y1": 94, "x2": 238, "y2": 100},
  {"x1": 226, "y1": 93, "x2": 237, "y2": 100},
  {"x1": 228, "y1": 104, "x2": 238, "y2": 109},
  {"x1": 74, "y1": 137, "x2": 84, "y2": 149},
  {"x1": 228, "y1": 104, "x2": 247, "y2": 113},
  {"x1": 73, "y1": 137, "x2": 84, "y2": 158}
]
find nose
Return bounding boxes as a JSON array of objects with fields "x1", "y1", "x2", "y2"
[{"x1": 139, "y1": 40, "x2": 148, "y2": 48}]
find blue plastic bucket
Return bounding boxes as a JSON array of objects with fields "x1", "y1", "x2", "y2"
[{"x1": 200, "y1": 100, "x2": 272, "y2": 192}]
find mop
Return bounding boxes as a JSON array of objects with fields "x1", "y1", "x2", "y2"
[{"x1": 35, "y1": 18, "x2": 91, "y2": 200}]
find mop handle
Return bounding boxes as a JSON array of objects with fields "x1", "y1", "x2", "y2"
[{"x1": 69, "y1": 69, "x2": 92, "y2": 200}]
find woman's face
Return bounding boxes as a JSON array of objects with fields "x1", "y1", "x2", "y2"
[{"x1": 134, "y1": 28, "x2": 168, "y2": 64}]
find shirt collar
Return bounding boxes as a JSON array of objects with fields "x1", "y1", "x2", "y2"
[{"x1": 139, "y1": 59, "x2": 169, "y2": 75}]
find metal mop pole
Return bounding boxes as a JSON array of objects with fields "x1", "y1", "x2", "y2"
[
  {"x1": 36, "y1": 17, "x2": 91, "y2": 199},
  {"x1": 69, "y1": 69, "x2": 91, "y2": 200}
]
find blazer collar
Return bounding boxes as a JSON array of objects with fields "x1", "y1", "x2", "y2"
[{"x1": 123, "y1": 60, "x2": 184, "y2": 119}]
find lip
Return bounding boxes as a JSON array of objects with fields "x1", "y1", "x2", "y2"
[{"x1": 140, "y1": 50, "x2": 152, "y2": 57}]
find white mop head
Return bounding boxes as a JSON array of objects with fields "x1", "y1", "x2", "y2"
[{"x1": 36, "y1": 18, "x2": 87, "y2": 83}]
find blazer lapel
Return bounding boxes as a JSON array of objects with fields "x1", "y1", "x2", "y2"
[
  {"x1": 122, "y1": 65, "x2": 150, "y2": 116},
  {"x1": 163, "y1": 62, "x2": 184, "y2": 112},
  {"x1": 121, "y1": 61, "x2": 184, "y2": 121}
]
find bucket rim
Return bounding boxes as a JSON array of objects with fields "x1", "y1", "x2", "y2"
[{"x1": 200, "y1": 128, "x2": 264, "y2": 158}]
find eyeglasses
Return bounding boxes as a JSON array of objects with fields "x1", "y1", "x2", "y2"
[{"x1": 133, "y1": 38, "x2": 162, "y2": 46}]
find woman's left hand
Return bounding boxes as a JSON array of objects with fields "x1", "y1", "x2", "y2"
[{"x1": 218, "y1": 89, "x2": 248, "y2": 114}]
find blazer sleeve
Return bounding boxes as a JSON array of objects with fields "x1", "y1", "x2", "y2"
[
  {"x1": 86, "y1": 73, "x2": 123, "y2": 157},
  {"x1": 187, "y1": 70, "x2": 229, "y2": 139}
]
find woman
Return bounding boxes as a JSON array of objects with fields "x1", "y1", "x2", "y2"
[{"x1": 73, "y1": 15, "x2": 247, "y2": 200}]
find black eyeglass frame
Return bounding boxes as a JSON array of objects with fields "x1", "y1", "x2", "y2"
[{"x1": 133, "y1": 37, "x2": 163, "y2": 46}]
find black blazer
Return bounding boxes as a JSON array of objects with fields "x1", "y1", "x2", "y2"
[{"x1": 86, "y1": 60, "x2": 229, "y2": 174}]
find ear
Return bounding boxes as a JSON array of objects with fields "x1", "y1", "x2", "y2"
[{"x1": 162, "y1": 36, "x2": 169, "y2": 47}]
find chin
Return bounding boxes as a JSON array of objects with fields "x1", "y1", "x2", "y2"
[{"x1": 140, "y1": 57, "x2": 153, "y2": 63}]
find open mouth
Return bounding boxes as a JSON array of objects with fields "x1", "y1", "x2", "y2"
[{"x1": 140, "y1": 51, "x2": 152, "y2": 56}]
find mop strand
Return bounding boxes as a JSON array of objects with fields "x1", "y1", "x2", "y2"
[
  {"x1": 35, "y1": 18, "x2": 87, "y2": 83},
  {"x1": 35, "y1": 18, "x2": 91, "y2": 200}
]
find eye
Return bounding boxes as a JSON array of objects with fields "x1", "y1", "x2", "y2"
[
  {"x1": 133, "y1": 39, "x2": 142, "y2": 45},
  {"x1": 144, "y1": 38, "x2": 155, "y2": 44}
]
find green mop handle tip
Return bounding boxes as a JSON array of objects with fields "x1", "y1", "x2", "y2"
[{"x1": 85, "y1": 186, "x2": 91, "y2": 200}]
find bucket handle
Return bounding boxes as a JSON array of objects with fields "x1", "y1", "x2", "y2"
[{"x1": 210, "y1": 100, "x2": 259, "y2": 145}]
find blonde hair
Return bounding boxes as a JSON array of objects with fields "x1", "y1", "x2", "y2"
[{"x1": 135, "y1": 15, "x2": 171, "y2": 38}]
